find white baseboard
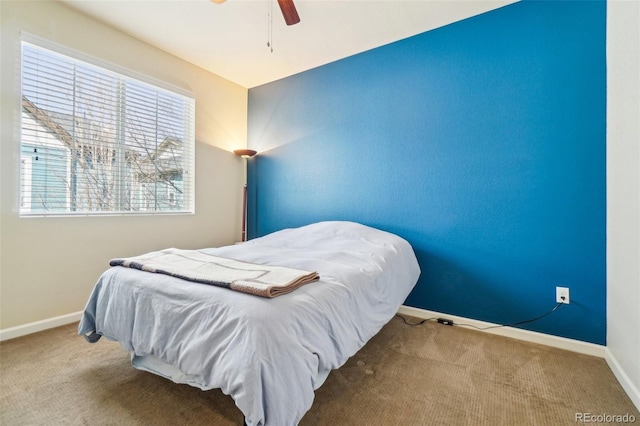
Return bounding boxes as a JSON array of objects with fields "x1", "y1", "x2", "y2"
[
  {"x1": 1, "y1": 307, "x2": 608, "y2": 359},
  {"x1": 398, "y1": 305, "x2": 606, "y2": 358},
  {"x1": 605, "y1": 349, "x2": 640, "y2": 412},
  {"x1": 0, "y1": 311, "x2": 83, "y2": 342}
]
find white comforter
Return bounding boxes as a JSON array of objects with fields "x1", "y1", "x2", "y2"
[{"x1": 78, "y1": 221, "x2": 420, "y2": 425}]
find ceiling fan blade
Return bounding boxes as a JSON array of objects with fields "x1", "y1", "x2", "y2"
[{"x1": 277, "y1": 0, "x2": 300, "y2": 26}]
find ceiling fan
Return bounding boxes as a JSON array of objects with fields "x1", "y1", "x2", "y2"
[{"x1": 211, "y1": 0, "x2": 301, "y2": 26}]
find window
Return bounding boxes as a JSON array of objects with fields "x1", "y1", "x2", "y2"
[{"x1": 20, "y1": 40, "x2": 195, "y2": 216}]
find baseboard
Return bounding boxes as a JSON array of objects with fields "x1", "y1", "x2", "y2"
[
  {"x1": 0, "y1": 311, "x2": 83, "y2": 342},
  {"x1": 398, "y1": 305, "x2": 606, "y2": 358},
  {"x1": 605, "y1": 348, "x2": 640, "y2": 412}
]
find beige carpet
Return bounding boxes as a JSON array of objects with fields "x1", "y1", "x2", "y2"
[{"x1": 1, "y1": 317, "x2": 637, "y2": 425}]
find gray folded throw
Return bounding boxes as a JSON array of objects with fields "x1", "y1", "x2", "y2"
[{"x1": 110, "y1": 248, "x2": 319, "y2": 298}]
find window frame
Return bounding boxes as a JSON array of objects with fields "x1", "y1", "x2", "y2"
[{"x1": 19, "y1": 33, "x2": 196, "y2": 218}]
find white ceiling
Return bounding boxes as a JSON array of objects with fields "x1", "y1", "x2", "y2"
[{"x1": 60, "y1": 0, "x2": 517, "y2": 88}]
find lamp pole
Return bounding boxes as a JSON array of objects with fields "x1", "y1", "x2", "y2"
[{"x1": 233, "y1": 149, "x2": 257, "y2": 241}]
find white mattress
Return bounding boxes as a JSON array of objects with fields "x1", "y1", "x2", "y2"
[{"x1": 79, "y1": 221, "x2": 420, "y2": 425}]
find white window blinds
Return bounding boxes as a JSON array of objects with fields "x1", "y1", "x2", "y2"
[{"x1": 20, "y1": 41, "x2": 195, "y2": 216}]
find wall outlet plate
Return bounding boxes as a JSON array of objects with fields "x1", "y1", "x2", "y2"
[{"x1": 556, "y1": 286, "x2": 570, "y2": 304}]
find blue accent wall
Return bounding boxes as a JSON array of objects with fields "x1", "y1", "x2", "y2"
[{"x1": 247, "y1": 1, "x2": 606, "y2": 344}]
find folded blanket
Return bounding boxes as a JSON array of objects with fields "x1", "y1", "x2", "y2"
[{"x1": 109, "y1": 248, "x2": 319, "y2": 298}]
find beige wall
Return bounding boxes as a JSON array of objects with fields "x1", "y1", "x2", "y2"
[
  {"x1": 607, "y1": 0, "x2": 640, "y2": 410},
  {"x1": 0, "y1": 1, "x2": 248, "y2": 329}
]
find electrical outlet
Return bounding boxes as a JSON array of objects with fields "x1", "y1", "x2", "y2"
[{"x1": 556, "y1": 286, "x2": 570, "y2": 304}]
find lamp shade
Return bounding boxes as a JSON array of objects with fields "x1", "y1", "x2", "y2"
[{"x1": 233, "y1": 149, "x2": 257, "y2": 159}]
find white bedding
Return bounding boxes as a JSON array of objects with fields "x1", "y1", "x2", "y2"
[{"x1": 78, "y1": 221, "x2": 420, "y2": 426}]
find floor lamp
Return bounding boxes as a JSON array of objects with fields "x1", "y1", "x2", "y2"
[{"x1": 233, "y1": 149, "x2": 257, "y2": 242}]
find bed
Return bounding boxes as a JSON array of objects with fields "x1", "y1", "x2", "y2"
[{"x1": 78, "y1": 221, "x2": 420, "y2": 425}]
